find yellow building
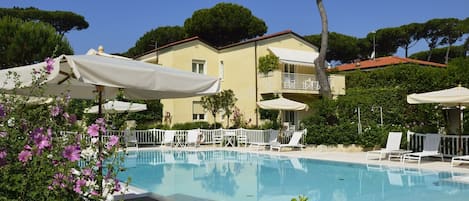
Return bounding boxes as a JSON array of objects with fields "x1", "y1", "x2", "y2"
[{"x1": 137, "y1": 30, "x2": 345, "y2": 128}]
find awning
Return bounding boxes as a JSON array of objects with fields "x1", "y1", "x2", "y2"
[{"x1": 268, "y1": 47, "x2": 318, "y2": 67}]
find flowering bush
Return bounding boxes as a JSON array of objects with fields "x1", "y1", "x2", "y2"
[{"x1": 0, "y1": 58, "x2": 126, "y2": 200}]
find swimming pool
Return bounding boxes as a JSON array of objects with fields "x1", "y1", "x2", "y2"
[{"x1": 118, "y1": 150, "x2": 469, "y2": 201}]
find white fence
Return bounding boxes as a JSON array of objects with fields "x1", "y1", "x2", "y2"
[
  {"x1": 101, "y1": 128, "x2": 306, "y2": 147},
  {"x1": 407, "y1": 132, "x2": 469, "y2": 157}
]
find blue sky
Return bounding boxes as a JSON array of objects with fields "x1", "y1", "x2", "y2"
[{"x1": 1, "y1": 0, "x2": 468, "y2": 57}]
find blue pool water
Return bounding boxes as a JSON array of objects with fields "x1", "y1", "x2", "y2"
[{"x1": 118, "y1": 150, "x2": 469, "y2": 201}]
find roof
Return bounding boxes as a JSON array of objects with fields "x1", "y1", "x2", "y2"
[
  {"x1": 334, "y1": 56, "x2": 447, "y2": 71},
  {"x1": 136, "y1": 30, "x2": 318, "y2": 59}
]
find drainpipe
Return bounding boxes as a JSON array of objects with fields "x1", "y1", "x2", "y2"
[{"x1": 255, "y1": 41, "x2": 259, "y2": 127}]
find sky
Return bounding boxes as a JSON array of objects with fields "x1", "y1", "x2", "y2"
[{"x1": 1, "y1": 0, "x2": 468, "y2": 57}]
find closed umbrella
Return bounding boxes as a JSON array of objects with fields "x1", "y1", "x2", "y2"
[
  {"x1": 84, "y1": 100, "x2": 147, "y2": 114},
  {"x1": 407, "y1": 85, "x2": 469, "y2": 154}
]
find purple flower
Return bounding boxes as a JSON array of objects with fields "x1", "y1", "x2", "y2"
[
  {"x1": 0, "y1": 150, "x2": 6, "y2": 159},
  {"x1": 106, "y1": 135, "x2": 119, "y2": 150},
  {"x1": 52, "y1": 173, "x2": 66, "y2": 187},
  {"x1": 0, "y1": 131, "x2": 6, "y2": 138},
  {"x1": 35, "y1": 134, "x2": 51, "y2": 150},
  {"x1": 18, "y1": 150, "x2": 32, "y2": 163},
  {"x1": 64, "y1": 113, "x2": 77, "y2": 124},
  {"x1": 62, "y1": 145, "x2": 81, "y2": 162},
  {"x1": 51, "y1": 106, "x2": 61, "y2": 117},
  {"x1": 82, "y1": 168, "x2": 93, "y2": 177},
  {"x1": 0, "y1": 104, "x2": 5, "y2": 117},
  {"x1": 73, "y1": 179, "x2": 87, "y2": 194},
  {"x1": 45, "y1": 57, "x2": 54, "y2": 74},
  {"x1": 87, "y1": 124, "x2": 99, "y2": 137},
  {"x1": 96, "y1": 118, "x2": 105, "y2": 125}
]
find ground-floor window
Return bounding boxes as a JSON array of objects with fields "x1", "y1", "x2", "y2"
[{"x1": 192, "y1": 101, "x2": 205, "y2": 120}]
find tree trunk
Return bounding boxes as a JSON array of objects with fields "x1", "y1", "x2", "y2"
[
  {"x1": 404, "y1": 44, "x2": 409, "y2": 58},
  {"x1": 427, "y1": 48, "x2": 433, "y2": 61},
  {"x1": 315, "y1": 0, "x2": 332, "y2": 99},
  {"x1": 445, "y1": 44, "x2": 452, "y2": 64}
]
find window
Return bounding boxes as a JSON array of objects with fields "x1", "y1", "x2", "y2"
[
  {"x1": 192, "y1": 60, "x2": 205, "y2": 74},
  {"x1": 192, "y1": 101, "x2": 205, "y2": 120}
]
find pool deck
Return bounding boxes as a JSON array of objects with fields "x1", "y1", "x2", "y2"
[{"x1": 115, "y1": 145, "x2": 469, "y2": 200}]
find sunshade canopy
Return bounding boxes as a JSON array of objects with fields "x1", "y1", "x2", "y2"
[
  {"x1": 0, "y1": 49, "x2": 220, "y2": 100},
  {"x1": 84, "y1": 100, "x2": 147, "y2": 114},
  {"x1": 257, "y1": 97, "x2": 309, "y2": 111},
  {"x1": 407, "y1": 86, "x2": 469, "y2": 106},
  {"x1": 268, "y1": 47, "x2": 318, "y2": 67}
]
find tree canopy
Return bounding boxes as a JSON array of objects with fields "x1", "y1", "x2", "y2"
[
  {"x1": 0, "y1": 7, "x2": 89, "y2": 35},
  {"x1": 184, "y1": 3, "x2": 267, "y2": 47},
  {"x1": 0, "y1": 16, "x2": 73, "y2": 69},
  {"x1": 125, "y1": 26, "x2": 186, "y2": 58},
  {"x1": 304, "y1": 32, "x2": 362, "y2": 64}
]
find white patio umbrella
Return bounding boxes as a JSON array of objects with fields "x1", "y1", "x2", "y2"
[
  {"x1": 0, "y1": 48, "x2": 220, "y2": 100},
  {"x1": 84, "y1": 100, "x2": 147, "y2": 114},
  {"x1": 407, "y1": 85, "x2": 469, "y2": 154},
  {"x1": 257, "y1": 97, "x2": 309, "y2": 131}
]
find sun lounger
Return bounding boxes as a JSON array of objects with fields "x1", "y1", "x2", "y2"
[
  {"x1": 124, "y1": 130, "x2": 138, "y2": 149},
  {"x1": 270, "y1": 131, "x2": 304, "y2": 152},
  {"x1": 402, "y1": 134, "x2": 443, "y2": 165},
  {"x1": 366, "y1": 132, "x2": 404, "y2": 161},
  {"x1": 451, "y1": 155, "x2": 469, "y2": 167},
  {"x1": 186, "y1": 129, "x2": 200, "y2": 147},
  {"x1": 161, "y1": 130, "x2": 175, "y2": 147}
]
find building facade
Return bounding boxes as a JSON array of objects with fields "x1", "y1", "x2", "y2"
[{"x1": 137, "y1": 30, "x2": 346, "y2": 128}]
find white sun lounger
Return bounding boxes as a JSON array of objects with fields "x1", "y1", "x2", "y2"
[
  {"x1": 161, "y1": 130, "x2": 175, "y2": 147},
  {"x1": 270, "y1": 131, "x2": 304, "y2": 152},
  {"x1": 186, "y1": 129, "x2": 200, "y2": 147},
  {"x1": 402, "y1": 134, "x2": 444, "y2": 165},
  {"x1": 451, "y1": 155, "x2": 469, "y2": 167},
  {"x1": 366, "y1": 132, "x2": 404, "y2": 161}
]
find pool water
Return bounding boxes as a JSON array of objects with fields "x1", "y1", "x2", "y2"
[{"x1": 118, "y1": 150, "x2": 469, "y2": 201}]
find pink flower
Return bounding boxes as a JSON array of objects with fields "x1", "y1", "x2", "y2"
[
  {"x1": 106, "y1": 135, "x2": 119, "y2": 150},
  {"x1": 51, "y1": 106, "x2": 61, "y2": 117},
  {"x1": 18, "y1": 150, "x2": 32, "y2": 163},
  {"x1": 96, "y1": 118, "x2": 105, "y2": 125},
  {"x1": 73, "y1": 179, "x2": 86, "y2": 194},
  {"x1": 0, "y1": 131, "x2": 6, "y2": 138},
  {"x1": 82, "y1": 168, "x2": 93, "y2": 177},
  {"x1": 45, "y1": 57, "x2": 54, "y2": 74},
  {"x1": 87, "y1": 124, "x2": 100, "y2": 137},
  {"x1": 64, "y1": 113, "x2": 77, "y2": 124},
  {"x1": 0, "y1": 150, "x2": 6, "y2": 159},
  {"x1": 62, "y1": 145, "x2": 81, "y2": 162}
]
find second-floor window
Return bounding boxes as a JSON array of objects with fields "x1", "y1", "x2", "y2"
[{"x1": 192, "y1": 60, "x2": 205, "y2": 74}]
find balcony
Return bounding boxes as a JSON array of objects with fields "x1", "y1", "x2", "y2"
[
  {"x1": 258, "y1": 71, "x2": 345, "y2": 95},
  {"x1": 282, "y1": 73, "x2": 320, "y2": 91}
]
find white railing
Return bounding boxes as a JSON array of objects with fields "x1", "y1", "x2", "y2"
[
  {"x1": 99, "y1": 128, "x2": 306, "y2": 147},
  {"x1": 282, "y1": 72, "x2": 320, "y2": 91},
  {"x1": 407, "y1": 132, "x2": 469, "y2": 156}
]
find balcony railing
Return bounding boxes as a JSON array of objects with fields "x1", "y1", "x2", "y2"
[{"x1": 282, "y1": 73, "x2": 320, "y2": 90}]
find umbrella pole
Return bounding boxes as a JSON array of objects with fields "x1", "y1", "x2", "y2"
[
  {"x1": 459, "y1": 104, "x2": 463, "y2": 155},
  {"x1": 96, "y1": 85, "x2": 104, "y2": 196}
]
